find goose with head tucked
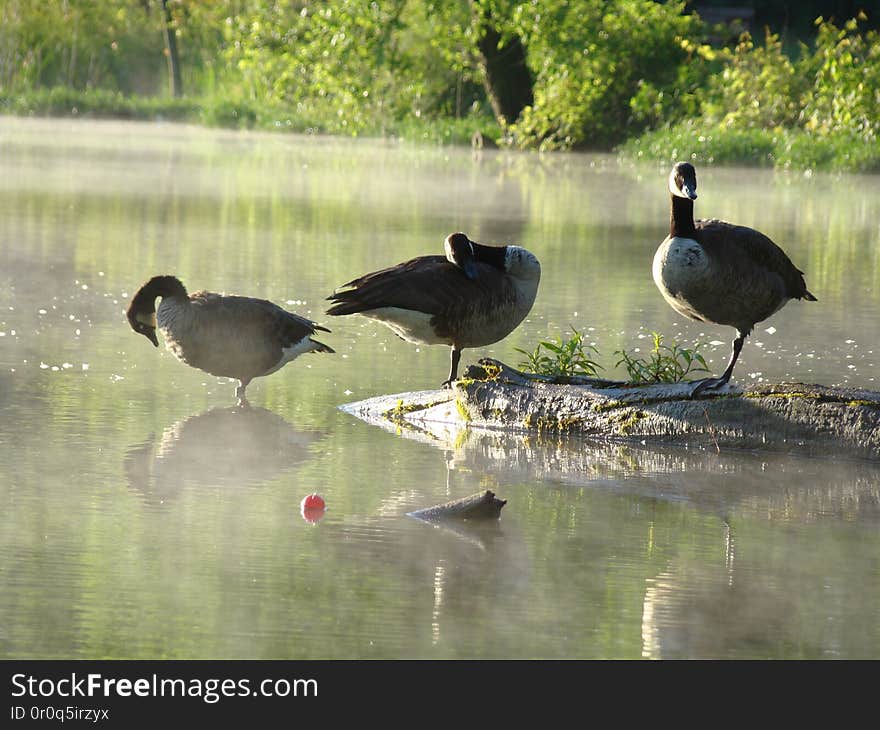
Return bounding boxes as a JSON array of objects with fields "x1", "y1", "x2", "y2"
[
  {"x1": 653, "y1": 162, "x2": 816, "y2": 395},
  {"x1": 127, "y1": 275, "x2": 334, "y2": 404},
  {"x1": 326, "y1": 232, "x2": 541, "y2": 387}
]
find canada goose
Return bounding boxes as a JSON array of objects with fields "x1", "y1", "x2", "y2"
[
  {"x1": 326, "y1": 232, "x2": 541, "y2": 387},
  {"x1": 127, "y1": 275, "x2": 334, "y2": 403},
  {"x1": 653, "y1": 162, "x2": 816, "y2": 395}
]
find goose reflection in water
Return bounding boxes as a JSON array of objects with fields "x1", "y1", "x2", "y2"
[{"x1": 124, "y1": 405, "x2": 324, "y2": 504}]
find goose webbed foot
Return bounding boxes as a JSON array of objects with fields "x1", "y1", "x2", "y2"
[
  {"x1": 689, "y1": 374, "x2": 732, "y2": 397},
  {"x1": 440, "y1": 378, "x2": 456, "y2": 390},
  {"x1": 689, "y1": 333, "x2": 745, "y2": 398}
]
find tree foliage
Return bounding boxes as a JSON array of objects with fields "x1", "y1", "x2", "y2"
[
  {"x1": 695, "y1": 14, "x2": 880, "y2": 140},
  {"x1": 504, "y1": 0, "x2": 704, "y2": 150},
  {"x1": 803, "y1": 14, "x2": 880, "y2": 140}
]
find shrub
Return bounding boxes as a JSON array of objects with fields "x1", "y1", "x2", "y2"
[
  {"x1": 802, "y1": 14, "x2": 880, "y2": 141},
  {"x1": 701, "y1": 30, "x2": 807, "y2": 130},
  {"x1": 620, "y1": 14, "x2": 880, "y2": 172}
]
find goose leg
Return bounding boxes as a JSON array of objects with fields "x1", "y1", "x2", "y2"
[
  {"x1": 690, "y1": 333, "x2": 745, "y2": 397},
  {"x1": 235, "y1": 378, "x2": 252, "y2": 407},
  {"x1": 441, "y1": 348, "x2": 462, "y2": 389}
]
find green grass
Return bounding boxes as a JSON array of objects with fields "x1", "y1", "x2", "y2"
[
  {"x1": 774, "y1": 130, "x2": 880, "y2": 173},
  {"x1": 0, "y1": 86, "x2": 199, "y2": 121},
  {"x1": 0, "y1": 86, "x2": 501, "y2": 146},
  {"x1": 619, "y1": 120, "x2": 880, "y2": 173},
  {"x1": 387, "y1": 115, "x2": 501, "y2": 147}
]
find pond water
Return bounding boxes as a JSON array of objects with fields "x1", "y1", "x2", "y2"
[{"x1": 1, "y1": 117, "x2": 879, "y2": 659}]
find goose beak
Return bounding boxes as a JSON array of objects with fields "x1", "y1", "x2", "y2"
[
  {"x1": 682, "y1": 184, "x2": 697, "y2": 200},
  {"x1": 144, "y1": 327, "x2": 159, "y2": 347}
]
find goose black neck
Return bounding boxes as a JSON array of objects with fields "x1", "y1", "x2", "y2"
[
  {"x1": 670, "y1": 195, "x2": 696, "y2": 238},
  {"x1": 133, "y1": 275, "x2": 188, "y2": 311},
  {"x1": 470, "y1": 242, "x2": 507, "y2": 271}
]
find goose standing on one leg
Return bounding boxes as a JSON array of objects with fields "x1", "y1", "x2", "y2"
[
  {"x1": 652, "y1": 162, "x2": 817, "y2": 395},
  {"x1": 325, "y1": 232, "x2": 540, "y2": 387},
  {"x1": 127, "y1": 275, "x2": 334, "y2": 404}
]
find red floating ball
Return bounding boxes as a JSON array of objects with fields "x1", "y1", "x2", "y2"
[
  {"x1": 300, "y1": 493, "x2": 326, "y2": 524},
  {"x1": 301, "y1": 493, "x2": 325, "y2": 511}
]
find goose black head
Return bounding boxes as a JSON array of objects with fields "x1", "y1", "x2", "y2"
[
  {"x1": 669, "y1": 161, "x2": 698, "y2": 200},
  {"x1": 126, "y1": 303, "x2": 159, "y2": 347},
  {"x1": 444, "y1": 232, "x2": 479, "y2": 280},
  {"x1": 126, "y1": 275, "x2": 186, "y2": 347}
]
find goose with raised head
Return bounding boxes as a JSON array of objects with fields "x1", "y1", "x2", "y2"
[
  {"x1": 127, "y1": 275, "x2": 334, "y2": 404},
  {"x1": 653, "y1": 162, "x2": 816, "y2": 395},
  {"x1": 326, "y1": 232, "x2": 541, "y2": 387}
]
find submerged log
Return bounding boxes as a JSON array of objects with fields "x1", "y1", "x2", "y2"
[
  {"x1": 341, "y1": 358, "x2": 880, "y2": 460},
  {"x1": 408, "y1": 490, "x2": 507, "y2": 522}
]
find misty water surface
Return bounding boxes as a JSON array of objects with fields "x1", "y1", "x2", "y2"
[{"x1": 1, "y1": 117, "x2": 879, "y2": 659}]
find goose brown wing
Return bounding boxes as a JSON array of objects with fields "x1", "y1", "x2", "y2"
[
  {"x1": 326, "y1": 256, "x2": 467, "y2": 316},
  {"x1": 696, "y1": 219, "x2": 814, "y2": 300},
  {"x1": 189, "y1": 292, "x2": 330, "y2": 373}
]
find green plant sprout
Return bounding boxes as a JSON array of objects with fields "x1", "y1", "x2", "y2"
[
  {"x1": 614, "y1": 331, "x2": 710, "y2": 384},
  {"x1": 515, "y1": 326, "x2": 603, "y2": 378}
]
